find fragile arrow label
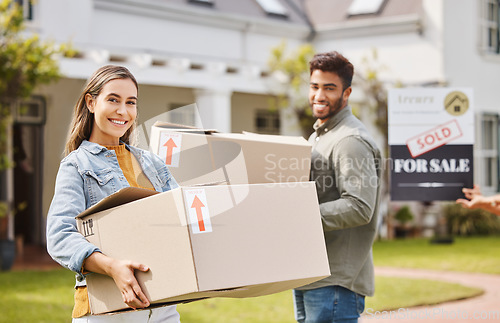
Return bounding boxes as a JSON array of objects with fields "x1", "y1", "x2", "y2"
[
  {"x1": 158, "y1": 133, "x2": 182, "y2": 167},
  {"x1": 184, "y1": 188, "x2": 212, "y2": 234}
]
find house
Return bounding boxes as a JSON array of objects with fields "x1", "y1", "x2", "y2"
[
  {"x1": 6, "y1": 0, "x2": 312, "y2": 248},
  {"x1": 5, "y1": 0, "x2": 500, "y2": 249}
]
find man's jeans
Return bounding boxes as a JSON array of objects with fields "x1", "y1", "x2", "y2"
[{"x1": 293, "y1": 286, "x2": 365, "y2": 323}]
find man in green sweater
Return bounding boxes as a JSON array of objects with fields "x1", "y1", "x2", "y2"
[{"x1": 293, "y1": 51, "x2": 382, "y2": 323}]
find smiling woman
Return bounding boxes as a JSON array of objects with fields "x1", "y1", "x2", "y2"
[
  {"x1": 46, "y1": 65, "x2": 180, "y2": 322},
  {"x1": 86, "y1": 78, "x2": 138, "y2": 146}
]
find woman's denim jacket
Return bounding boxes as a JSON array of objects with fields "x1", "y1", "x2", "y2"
[{"x1": 46, "y1": 140, "x2": 178, "y2": 286}]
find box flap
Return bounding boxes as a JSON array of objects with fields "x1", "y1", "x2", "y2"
[
  {"x1": 77, "y1": 187, "x2": 158, "y2": 218},
  {"x1": 219, "y1": 131, "x2": 310, "y2": 146},
  {"x1": 153, "y1": 121, "x2": 218, "y2": 134}
]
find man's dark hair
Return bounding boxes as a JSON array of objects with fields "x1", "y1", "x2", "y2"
[{"x1": 309, "y1": 51, "x2": 354, "y2": 90}]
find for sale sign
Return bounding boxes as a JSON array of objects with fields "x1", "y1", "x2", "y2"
[{"x1": 388, "y1": 88, "x2": 474, "y2": 201}]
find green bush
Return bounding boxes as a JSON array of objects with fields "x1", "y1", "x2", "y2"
[
  {"x1": 394, "y1": 205, "x2": 414, "y2": 224},
  {"x1": 443, "y1": 203, "x2": 500, "y2": 236}
]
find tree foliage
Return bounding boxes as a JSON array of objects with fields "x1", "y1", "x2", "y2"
[
  {"x1": 0, "y1": 0, "x2": 72, "y2": 171},
  {"x1": 267, "y1": 41, "x2": 316, "y2": 137},
  {"x1": 267, "y1": 44, "x2": 393, "y2": 143},
  {"x1": 1, "y1": 0, "x2": 72, "y2": 225}
]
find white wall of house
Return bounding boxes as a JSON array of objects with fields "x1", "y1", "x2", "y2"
[
  {"x1": 443, "y1": 0, "x2": 500, "y2": 110},
  {"x1": 20, "y1": 0, "x2": 500, "y2": 244},
  {"x1": 313, "y1": 0, "x2": 444, "y2": 86},
  {"x1": 442, "y1": 0, "x2": 500, "y2": 193},
  {"x1": 30, "y1": 0, "x2": 312, "y2": 227}
]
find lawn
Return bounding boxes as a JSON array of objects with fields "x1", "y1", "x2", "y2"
[
  {"x1": 373, "y1": 236, "x2": 500, "y2": 274},
  {"x1": 0, "y1": 236, "x2": 495, "y2": 322},
  {"x1": 176, "y1": 277, "x2": 482, "y2": 323}
]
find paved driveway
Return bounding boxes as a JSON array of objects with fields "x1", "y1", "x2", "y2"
[{"x1": 360, "y1": 267, "x2": 500, "y2": 322}]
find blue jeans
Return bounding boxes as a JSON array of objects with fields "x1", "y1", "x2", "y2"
[{"x1": 293, "y1": 286, "x2": 365, "y2": 323}]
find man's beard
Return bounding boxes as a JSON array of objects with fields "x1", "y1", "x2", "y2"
[{"x1": 315, "y1": 95, "x2": 344, "y2": 120}]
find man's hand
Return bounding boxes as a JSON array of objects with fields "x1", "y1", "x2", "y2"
[
  {"x1": 456, "y1": 185, "x2": 484, "y2": 210},
  {"x1": 461, "y1": 184, "x2": 482, "y2": 201}
]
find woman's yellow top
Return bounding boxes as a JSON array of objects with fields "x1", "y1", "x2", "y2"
[{"x1": 73, "y1": 144, "x2": 155, "y2": 318}]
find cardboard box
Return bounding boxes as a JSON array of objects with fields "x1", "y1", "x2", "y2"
[
  {"x1": 149, "y1": 122, "x2": 311, "y2": 186},
  {"x1": 76, "y1": 182, "x2": 329, "y2": 315}
]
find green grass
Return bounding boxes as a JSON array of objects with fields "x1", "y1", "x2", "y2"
[
  {"x1": 373, "y1": 236, "x2": 500, "y2": 274},
  {"x1": 0, "y1": 269, "x2": 75, "y2": 323},
  {"x1": 176, "y1": 277, "x2": 482, "y2": 323},
  {"x1": 0, "y1": 236, "x2": 495, "y2": 322},
  {"x1": 0, "y1": 271, "x2": 482, "y2": 323},
  {"x1": 366, "y1": 276, "x2": 482, "y2": 311}
]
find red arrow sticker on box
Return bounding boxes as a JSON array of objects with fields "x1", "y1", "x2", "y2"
[
  {"x1": 406, "y1": 119, "x2": 463, "y2": 158},
  {"x1": 184, "y1": 188, "x2": 212, "y2": 234},
  {"x1": 158, "y1": 133, "x2": 182, "y2": 167}
]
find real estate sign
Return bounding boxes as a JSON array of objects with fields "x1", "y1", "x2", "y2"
[{"x1": 388, "y1": 88, "x2": 474, "y2": 201}]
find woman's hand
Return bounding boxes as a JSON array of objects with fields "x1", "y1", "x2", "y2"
[
  {"x1": 83, "y1": 252, "x2": 151, "y2": 309},
  {"x1": 108, "y1": 259, "x2": 151, "y2": 309}
]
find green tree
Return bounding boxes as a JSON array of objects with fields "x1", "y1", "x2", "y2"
[
  {"x1": 267, "y1": 41, "x2": 316, "y2": 137},
  {"x1": 0, "y1": 0, "x2": 72, "y2": 235}
]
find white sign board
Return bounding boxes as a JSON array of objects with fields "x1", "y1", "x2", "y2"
[{"x1": 388, "y1": 88, "x2": 474, "y2": 201}]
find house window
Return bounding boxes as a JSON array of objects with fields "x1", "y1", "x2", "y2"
[
  {"x1": 478, "y1": 113, "x2": 499, "y2": 190},
  {"x1": 14, "y1": 0, "x2": 33, "y2": 20},
  {"x1": 347, "y1": 0, "x2": 386, "y2": 16},
  {"x1": 13, "y1": 96, "x2": 45, "y2": 125},
  {"x1": 480, "y1": 0, "x2": 500, "y2": 53},
  {"x1": 255, "y1": 0, "x2": 288, "y2": 18},
  {"x1": 255, "y1": 109, "x2": 280, "y2": 134}
]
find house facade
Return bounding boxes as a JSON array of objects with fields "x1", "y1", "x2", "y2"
[{"x1": 6, "y1": 0, "x2": 500, "y2": 246}]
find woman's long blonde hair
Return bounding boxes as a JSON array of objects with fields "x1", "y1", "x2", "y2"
[{"x1": 64, "y1": 65, "x2": 138, "y2": 156}]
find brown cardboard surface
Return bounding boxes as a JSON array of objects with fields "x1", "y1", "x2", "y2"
[
  {"x1": 76, "y1": 183, "x2": 329, "y2": 314},
  {"x1": 149, "y1": 125, "x2": 311, "y2": 186},
  {"x1": 78, "y1": 188, "x2": 198, "y2": 314},
  {"x1": 188, "y1": 183, "x2": 327, "y2": 292}
]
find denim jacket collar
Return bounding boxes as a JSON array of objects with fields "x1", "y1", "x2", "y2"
[
  {"x1": 79, "y1": 140, "x2": 140, "y2": 155},
  {"x1": 79, "y1": 140, "x2": 108, "y2": 155}
]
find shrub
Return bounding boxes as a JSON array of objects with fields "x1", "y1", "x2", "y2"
[{"x1": 442, "y1": 203, "x2": 500, "y2": 236}]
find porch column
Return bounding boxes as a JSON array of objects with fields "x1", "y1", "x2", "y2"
[{"x1": 194, "y1": 89, "x2": 232, "y2": 133}]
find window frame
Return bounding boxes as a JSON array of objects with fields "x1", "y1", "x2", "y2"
[
  {"x1": 480, "y1": 0, "x2": 500, "y2": 54},
  {"x1": 255, "y1": 109, "x2": 281, "y2": 135},
  {"x1": 477, "y1": 113, "x2": 499, "y2": 192}
]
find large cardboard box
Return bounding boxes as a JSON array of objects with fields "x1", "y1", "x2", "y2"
[
  {"x1": 76, "y1": 182, "x2": 329, "y2": 314},
  {"x1": 149, "y1": 122, "x2": 311, "y2": 186}
]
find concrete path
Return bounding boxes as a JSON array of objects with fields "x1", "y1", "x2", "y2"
[{"x1": 360, "y1": 267, "x2": 500, "y2": 322}]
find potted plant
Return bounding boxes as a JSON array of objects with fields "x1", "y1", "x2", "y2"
[
  {"x1": 0, "y1": 106, "x2": 16, "y2": 271},
  {"x1": 0, "y1": 200, "x2": 16, "y2": 271},
  {"x1": 394, "y1": 205, "x2": 414, "y2": 238}
]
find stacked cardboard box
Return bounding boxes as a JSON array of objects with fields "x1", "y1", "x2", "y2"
[
  {"x1": 76, "y1": 123, "x2": 329, "y2": 314},
  {"x1": 149, "y1": 122, "x2": 312, "y2": 186}
]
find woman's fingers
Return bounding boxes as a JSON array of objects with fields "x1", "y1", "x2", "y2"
[
  {"x1": 121, "y1": 279, "x2": 150, "y2": 309},
  {"x1": 132, "y1": 283, "x2": 150, "y2": 307},
  {"x1": 111, "y1": 260, "x2": 151, "y2": 309}
]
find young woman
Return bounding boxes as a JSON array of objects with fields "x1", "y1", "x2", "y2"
[{"x1": 46, "y1": 65, "x2": 181, "y2": 322}]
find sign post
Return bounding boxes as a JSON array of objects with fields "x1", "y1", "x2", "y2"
[{"x1": 388, "y1": 88, "x2": 474, "y2": 201}]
